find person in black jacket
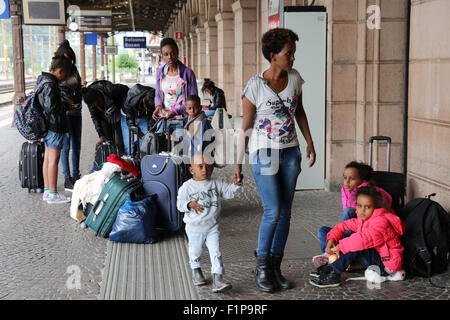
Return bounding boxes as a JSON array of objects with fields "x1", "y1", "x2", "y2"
[
  {"x1": 55, "y1": 40, "x2": 83, "y2": 191},
  {"x1": 38, "y1": 56, "x2": 74, "y2": 204},
  {"x1": 81, "y1": 80, "x2": 129, "y2": 155},
  {"x1": 201, "y1": 78, "x2": 227, "y2": 117},
  {"x1": 122, "y1": 84, "x2": 156, "y2": 155}
]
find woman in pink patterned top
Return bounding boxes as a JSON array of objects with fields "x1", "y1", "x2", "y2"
[{"x1": 153, "y1": 38, "x2": 198, "y2": 120}]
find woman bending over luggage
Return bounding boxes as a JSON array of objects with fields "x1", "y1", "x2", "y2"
[
  {"x1": 122, "y1": 84, "x2": 156, "y2": 155},
  {"x1": 313, "y1": 161, "x2": 393, "y2": 267},
  {"x1": 81, "y1": 80, "x2": 129, "y2": 155},
  {"x1": 153, "y1": 38, "x2": 198, "y2": 121},
  {"x1": 309, "y1": 186, "x2": 406, "y2": 288},
  {"x1": 39, "y1": 56, "x2": 74, "y2": 204}
]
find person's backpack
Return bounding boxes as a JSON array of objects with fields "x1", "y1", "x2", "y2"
[
  {"x1": 14, "y1": 79, "x2": 52, "y2": 141},
  {"x1": 398, "y1": 193, "x2": 450, "y2": 278}
]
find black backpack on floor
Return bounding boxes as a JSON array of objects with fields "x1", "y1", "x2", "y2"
[{"x1": 398, "y1": 193, "x2": 450, "y2": 278}]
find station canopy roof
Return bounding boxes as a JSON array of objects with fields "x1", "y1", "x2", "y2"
[{"x1": 69, "y1": 0, "x2": 182, "y2": 33}]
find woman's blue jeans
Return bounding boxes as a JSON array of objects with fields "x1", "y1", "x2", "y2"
[
  {"x1": 60, "y1": 115, "x2": 82, "y2": 179},
  {"x1": 317, "y1": 207, "x2": 357, "y2": 253},
  {"x1": 121, "y1": 115, "x2": 149, "y2": 155},
  {"x1": 251, "y1": 147, "x2": 302, "y2": 257}
]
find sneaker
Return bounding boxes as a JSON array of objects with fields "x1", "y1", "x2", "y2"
[
  {"x1": 64, "y1": 178, "x2": 75, "y2": 192},
  {"x1": 192, "y1": 268, "x2": 206, "y2": 286},
  {"x1": 309, "y1": 268, "x2": 341, "y2": 288},
  {"x1": 387, "y1": 270, "x2": 406, "y2": 281},
  {"x1": 310, "y1": 263, "x2": 333, "y2": 278},
  {"x1": 72, "y1": 174, "x2": 81, "y2": 182},
  {"x1": 312, "y1": 253, "x2": 329, "y2": 268},
  {"x1": 43, "y1": 190, "x2": 50, "y2": 201},
  {"x1": 46, "y1": 192, "x2": 71, "y2": 204}
]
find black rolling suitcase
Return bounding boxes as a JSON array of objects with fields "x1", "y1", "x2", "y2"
[
  {"x1": 121, "y1": 125, "x2": 142, "y2": 178},
  {"x1": 94, "y1": 141, "x2": 121, "y2": 167},
  {"x1": 368, "y1": 136, "x2": 406, "y2": 213},
  {"x1": 19, "y1": 141, "x2": 45, "y2": 193}
]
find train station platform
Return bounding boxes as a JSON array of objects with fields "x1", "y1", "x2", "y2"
[{"x1": 0, "y1": 82, "x2": 449, "y2": 303}]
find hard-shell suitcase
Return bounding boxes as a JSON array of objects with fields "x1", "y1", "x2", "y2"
[
  {"x1": 368, "y1": 136, "x2": 406, "y2": 213},
  {"x1": 141, "y1": 154, "x2": 190, "y2": 231},
  {"x1": 19, "y1": 141, "x2": 45, "y2": 193},
  {"x1": 85, "y1": 174, "x2": 142, "y2": 237}
]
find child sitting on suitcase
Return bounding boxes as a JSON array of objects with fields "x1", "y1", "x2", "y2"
[
  {"x1": 171, "y1": 95, "x2": 213, "y2": 156},
  {"x1": 313, "y1": 161, "x2": 393, "y2": 267},
  {"x1": 38, "y1": 56, "x2": 74, "y2": 204},
  {"x1": 309, "y1": 186, "x2": 406, "y2": 288},
  {"x1": 177, "y1": 152, "x2": 242, "y2": 293}
]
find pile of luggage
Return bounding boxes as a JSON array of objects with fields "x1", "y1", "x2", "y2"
[{"x1": 69, "y1": 118, "x2": 192, "y2": 244}]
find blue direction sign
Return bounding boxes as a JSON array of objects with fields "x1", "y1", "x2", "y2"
[
  {"x1": 124, "y1": 37, "x2": 146, "y2": 49},
  {"x1": 0, "y1": 0, "x2": 10, "y2": 19},
  {"x1": 85, "y1": 33, "x2": 98, "y2": 45}
]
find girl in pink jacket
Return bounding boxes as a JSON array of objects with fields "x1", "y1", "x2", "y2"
[
  {"x1": 310, "y1": 186, "x2": 406, "y2": 288},
  {"x1": 313, "y1": 161, "x2": 392, "y2": 267}
]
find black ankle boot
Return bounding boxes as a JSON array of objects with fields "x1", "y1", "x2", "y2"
[
  {"x1": 270, "y1": 253, "x2": 292, "y2": 289},
  {"x1": 254, "y1": 251, "x2": 276, "y2": 293}
]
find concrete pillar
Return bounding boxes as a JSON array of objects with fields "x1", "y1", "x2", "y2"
[
  {"x1": 232, "y1": 0, "x2": 258, "y2": 117},
  {"x1": 195, "y1": 27, "x2": 206, "y2": 79},
  {"x1": 189, "y1": 32, "x2": 198, "y2": 75},
  {"x1": 183, "y1": 36, "x2": 190, "y2": 66},
  {"x1": 9, "y1": 0, "x2": 26, "y2": 114},
  {"x1": 100, "y1": 34, "x2": 105, "y2": 80},
  {"x1": 407, "y1": 0, "x2": 449, "y2": 207},
  {"x1": 80, "y1": 32, "x2": 86, "y2": 86},
  {"x1": 92, "y1": 43, "x2": 97, "y2": 82},
  {"x1": 215, "y1": 11, "x2": 235, "y2": 116},
  {"x1": 204, "y1": 20, "x2": 218, "y2": 83},
  {"x1": 57, "y1": 26, "x2": 66, "y2": 44},
  {"x1": 324, "y1": 0, "x2": 408, "y2": 191}
]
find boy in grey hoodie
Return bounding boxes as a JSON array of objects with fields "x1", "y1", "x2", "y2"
[{"x1": 177, "y1": 152, "x2": 242, "y2": 292}]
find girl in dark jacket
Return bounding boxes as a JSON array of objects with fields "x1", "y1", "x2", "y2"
[
  {"x1": 55, "y1": 40, "x2": 83, "y2": 191},
  {"x1": 38, "y1": 56, "x2": 74, "y2": 204},
  {"x1": 201, "y1": 78, "x2": 227, "y2": 117}
]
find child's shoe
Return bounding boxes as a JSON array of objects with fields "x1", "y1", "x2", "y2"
[
  {"x1": 46, "y1": 192, "x2": 71, "y2": 204},
  {"x1": 312, "y1": 253, "x2": 329, "y2": 268},
  {"x1": 387, "y1": 270, "x2": 406, "y2": 281},
  {"x1": 192, "y1": 268, "x2": 206, "y2": 286},
  {"x1": 309, "y1": 268, "x2": 341, "y2": 288},
  {"x1": 212, "y1": 274, "x2": 232, "y2": 293},
  {"x1": 309, "y1": 263, "x2": 332, "y2": 278}
]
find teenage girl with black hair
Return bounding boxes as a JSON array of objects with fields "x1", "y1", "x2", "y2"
[
  {"x1": 55, "y1": 40, "x2": 83, "y2": 191},
  {"x1": 39, "y1": 55, "x2": 74, "y2": 204}
]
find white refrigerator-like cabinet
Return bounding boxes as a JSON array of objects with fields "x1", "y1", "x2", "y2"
[{"x1": 284, "y1": 7, "x2": 327, "y2": 190}]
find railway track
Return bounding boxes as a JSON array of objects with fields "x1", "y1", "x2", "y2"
[{"x1": 0, "y1": 81, "x2": 35, "y2": 95}]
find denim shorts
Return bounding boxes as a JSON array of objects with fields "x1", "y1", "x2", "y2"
[{"x1": 43, "y1": 130, "x2": 65, "y2": 150}]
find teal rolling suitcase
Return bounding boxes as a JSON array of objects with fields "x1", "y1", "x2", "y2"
[{"x1": 86, "y1": 174, "x2": 142, "y2": 237}]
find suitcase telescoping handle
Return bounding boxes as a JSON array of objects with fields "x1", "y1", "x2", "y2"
[
  {"x1": 368, "y1": 136, "x2": 391, "y2": 172},
  {"x1": 128, "y1": 125, "x2": 140, "y2": 158},
  {"x1": 92, "y1": 193, "x2": 110, "y2": 222}
]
